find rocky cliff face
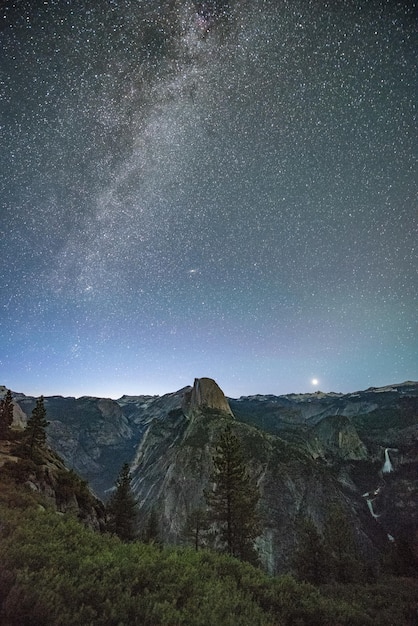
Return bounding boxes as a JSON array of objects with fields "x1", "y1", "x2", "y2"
[
  {"x1": 4, "y1": 393, "x2": 146, "y2": 497},
  {"x1": 0, "y1": 385, "x2": 27, "y2": 429},
  {"x1": 0, "y1": 440, "x2": 105, "y2": 529},
  {"x1": 308, "y1": 414, "x2": 368, "y2": 461},
  {"x1": 128, "y1": 379, "x2": 417, "y2": 573},
  {"x1": 130, "y1": 378, "x2": 234, "y2": 540},
  {"x1": 2, "y1": 379, "x2": 417, "y2": 573},
  {"x1": 182, "y1": 377, "x2": 234, "y2": 418},
  {"x1": 129, "y1": 398, "x2": 380, "y2": 573}
]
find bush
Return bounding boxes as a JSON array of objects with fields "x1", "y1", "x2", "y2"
[
  {"x1": 55, "y1": 469, "x2": 93, "y2": 508},
  {"x1": 1, "y1": 458, "x2": 40, "y2": 484},
  {"x1": 1, "y1": 482, "x2": 417, "y2": 626}
]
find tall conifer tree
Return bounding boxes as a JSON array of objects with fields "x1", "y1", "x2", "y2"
[
  {"x1": 106, "y1": 463, "x2": 138, "y2": 541},
  {"x1": 25, "y1": 396, "x2": 49, "y2": 459},
  {"x1": 0, "y1": 389, "x2": 14, "y2": 439},
  {"x1": 143, "y1": 507, "x2": 161, "y2": 545},
  {"x1": 184, "y1": 507, "x2": 209, "y2": 551},
  {"x1": 324, "y1": 504, "x2": 362, "y2": 583},
  {"x1": 205, "y1": 423, "x2": 260, "y2": 564},
  {"x1": 293, "y1": 516, "x2": 329, "y2": 584}
]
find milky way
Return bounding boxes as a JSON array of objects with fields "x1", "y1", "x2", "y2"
[{"x1": 1, "y1": 0, "x2": 416, "y2": 398}]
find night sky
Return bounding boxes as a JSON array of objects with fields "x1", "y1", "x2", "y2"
[{"x1": 1, "y1": 0, "x2": 417, "y2": 399}]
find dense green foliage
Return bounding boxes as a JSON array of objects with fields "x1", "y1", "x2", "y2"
[
  {"x1": 0, "y1": 412, "x2": 105, "y2": 527},
  {"x1": 54, "y1": 468, "x2": 97, "y2": 510},
  {"x1": 324, "y1": 505, "x2": 363, "y2": 583},
  {"x1": 0, "y1": 387, "x2": 417, "y2": 624},
  {"x1": 0, "y1": 494, "x2": 417, "y2": 625},
  {"x1": 293, "y1": 516, "x2": 329, "y2": 584},
  {"x1": 106, "y1": 463, "x2": 138, "y2": 541},
  {"x1": 184, "y1": 507, "x2": 210, "y2": 550},
  {"x1": 293, "y1": 508, "x2": 367, "y2": 585},
  {"x1": 205, "y1": 423, "x2": 260, "y2": 563},
  {"x1": 0, "y1": 389, "x2": 14, "y2": 439},
  {"x1": 0, "y1": 472, "x2": 417, "y2": 625},
  {"x1": 142, "y1": 507, "x2": 161, "y2": 544}
]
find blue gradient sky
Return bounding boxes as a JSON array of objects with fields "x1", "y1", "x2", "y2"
[{"x1": 1, "y1": 1, "x2": 416, "y2": 399}]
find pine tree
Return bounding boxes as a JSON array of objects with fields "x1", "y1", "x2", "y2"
[
  {"x1": 205, "y1": 423, "x2": 260, "y2": 564},
  {"x1": 324, "y1": 504, "x2": 362, "y2": 583},
  {"x1": 0, "y1": 389, "x2": 14, "y2": 439},
  {"x1": 106, "y1": 463, "x2": 138, "y2": 541},
  {"x1": 25, "y1": 396, "x2": 49, "y2": 459},
  {"x1": 293, "y1": 516, "x2": 329, "y2": 584},
  {"x1": 143, "y1": 507, "x2": 161, "y2": 545},
  {"x1": 184, "y1": 507, "x2": 209, "y2": 551}
]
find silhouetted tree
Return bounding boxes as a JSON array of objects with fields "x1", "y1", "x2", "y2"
[
  {"x1": 324, "y1": 504, "x2": 362, "y2": 583},
  {"x1": 383, "y1": 533, "x2": 418, "y2": 578},
  {"x1": 205, "y1": 423, "x2": 260, "y2": 564},
  {"x1": 184, "y1": 507, "x2": 210, "y2": 551},
  {"x1": 25, "y1": 396, "x2": 49, "y2": 460},
  {"x1": 293, "y1": 516, "x2": 329, "y2": 584},
  {"x1": 106, "y1": 463, "x2": 138, "y2": 541},
  {"x1": 0, "y1": 389, "x2": 14, "y2": 439},
  {"x1": 143, "y1": 507, "x2": 161, "y2": 545}
]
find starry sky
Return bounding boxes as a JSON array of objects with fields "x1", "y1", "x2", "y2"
[{"x1": 1, "y1": 0, "x2": 417, "y2": 399}]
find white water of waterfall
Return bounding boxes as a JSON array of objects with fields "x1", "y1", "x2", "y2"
[
  {"x1": 363, "y1": 491, "x2": 381, "y2": 520},
  {"x1": 363, "y1": 453, "x2": 398, "y2": 540},
  {"x1": 382, "y1": 448, "x2": 393, "y2": 473},
  {"x1": 366, "y1": 498, "x2": 380, "y2": 519},
  {"x1": 363, "y1": 487, "x2": 396, "y2": 541}
]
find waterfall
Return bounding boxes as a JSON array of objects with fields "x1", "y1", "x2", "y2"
[
  {"x1": 363, "y1": 451, "x2": 398, "y2": 539},
  {"x1": 363, "y1": 490, "x2": 380, "y2": 520},
  {"x1": 366, "y1": 498, "x2": 380, "y2": 519},
  {"x1": 382, "y1": 448, "x2": 393, "y2": 473}
]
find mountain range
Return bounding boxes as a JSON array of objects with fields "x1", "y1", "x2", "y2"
[{"x1": 1, "y1": 378, "x2": 417, "y2": 574}]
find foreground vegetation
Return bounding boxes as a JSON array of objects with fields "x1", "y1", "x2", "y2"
[
  {"x1": 0, "y1": 479, "x2": 416, "y2": 626},
  {"x1": 0, "y1": 391, "x2": 417, "y2": 625}
]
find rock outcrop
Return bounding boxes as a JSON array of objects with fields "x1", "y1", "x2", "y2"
[
  {"x1": 129, "y1": 399, "x2": 378, "y2": 574},
  {"x1": 182, "y1": 377, "x2": 234, "y2": 418},
  {"x1": 2, "y1": 379, "x2": 417, "y2": 573},
  {"x1": 308, "y1": 414, "x2": 368, "y2": 461},
  {"x1": 0, "y1": 440, "x2": 105, "y2": 530},
  {"x1": 7, "y1": 393, "x2": 144, "y2": 498},
  {"x1": 0, "y1": 386, "x2": 27, "y2": 429}
]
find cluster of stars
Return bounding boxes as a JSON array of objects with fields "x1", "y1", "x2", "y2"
[{"x1": 0, "y1": 0, "x2": 416, "y2": 398}]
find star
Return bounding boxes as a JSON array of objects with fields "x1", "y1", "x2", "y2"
[{"x1": 0, "y1": 1, "x2": 416, "y2": 398}]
